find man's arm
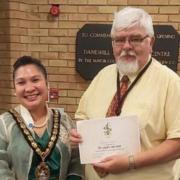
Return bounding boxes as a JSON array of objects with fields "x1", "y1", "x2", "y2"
[{"x1": 93, "y1": 138, "x2": 180, "y2": 174}]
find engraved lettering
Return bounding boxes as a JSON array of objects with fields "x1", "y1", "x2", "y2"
[
  {"x1": 82, "y1": 33, "x2": 88, "y2": 37},
  {"x1": 156, "y1": 34, "x2": 176, "y2": 39},
  {"x1": 83, "y1": 49, "x2": 110, "y2": 55},
  {"x1": 152, "y1": 51, "x2": 170, "y2": 57},
  {"x1": 89, "y1": 33, "x2": 110, "y2": 38}
]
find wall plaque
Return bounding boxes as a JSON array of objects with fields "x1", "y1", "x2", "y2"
[
  {"x1": 152, "y1": 25, "x2": 179, "y2": 71},
  {"x1": 76, "y1": 24, "x2": 179, "y2": 80}
]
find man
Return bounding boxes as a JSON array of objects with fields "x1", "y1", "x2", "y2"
[{"x1": 70, "y1": 7, "x2": 180, "y2": 180}]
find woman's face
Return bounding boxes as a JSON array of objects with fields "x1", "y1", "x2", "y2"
[{"x1": 14, "y1": 64, "x2": 48, "y2": 111}]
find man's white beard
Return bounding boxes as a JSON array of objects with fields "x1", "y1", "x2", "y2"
[{"x1": 116, "y1": 51, "x2": 140, "y2": 75}]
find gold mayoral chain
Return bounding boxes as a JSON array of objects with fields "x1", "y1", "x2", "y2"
[{"x1": 9, "y1": 108, "x2": 61, "y2": 180}]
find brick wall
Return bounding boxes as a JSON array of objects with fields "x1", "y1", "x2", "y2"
[{"x1": 0, "y1": 0, "x2": 180, "y2": 118}]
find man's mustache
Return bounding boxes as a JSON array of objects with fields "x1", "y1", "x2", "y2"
[{"x1": 120, "y1": 51, "x2": 136, "y2": 57}]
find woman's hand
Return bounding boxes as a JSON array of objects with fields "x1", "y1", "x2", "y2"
[{"x1": 69, "y1": 129, "x2": 82, "y2": 149}]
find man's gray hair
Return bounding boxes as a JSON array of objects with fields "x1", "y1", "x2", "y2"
[{"x1": 111, "y1": 7, "x2": 154, "y2": 38}]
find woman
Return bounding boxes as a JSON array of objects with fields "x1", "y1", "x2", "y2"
[{"x1": 0, "y1": 56, "x2": 83, "y2": 180}]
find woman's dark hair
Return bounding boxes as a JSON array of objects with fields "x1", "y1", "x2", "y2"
[{"x1": 13, "y1": 56, "x2": 47, "y2": 81}]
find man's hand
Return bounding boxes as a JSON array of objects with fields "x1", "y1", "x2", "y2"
[
  {"x1": 69, "y1": 128, "x2": 82, "y2": 149},
  {"x1": 93, "y1": 154, "x2": 129, "y2": 174}
]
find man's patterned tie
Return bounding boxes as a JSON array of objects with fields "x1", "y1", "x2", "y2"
[{"x1": 106, "y1": 75, "x2": 129, "y2": 117}]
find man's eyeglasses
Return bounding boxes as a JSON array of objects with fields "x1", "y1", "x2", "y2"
[{"x1": 112, "y1": 35, "x2": 149, "y2": 47}]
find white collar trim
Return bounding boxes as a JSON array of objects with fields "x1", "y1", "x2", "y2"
[{"x1": 19, "y1": 105, "x2": 49, "y2": 129}]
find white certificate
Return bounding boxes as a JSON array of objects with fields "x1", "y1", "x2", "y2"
[{"x1": 77, "y1": 116, "x2": 140, "y2": 164}]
